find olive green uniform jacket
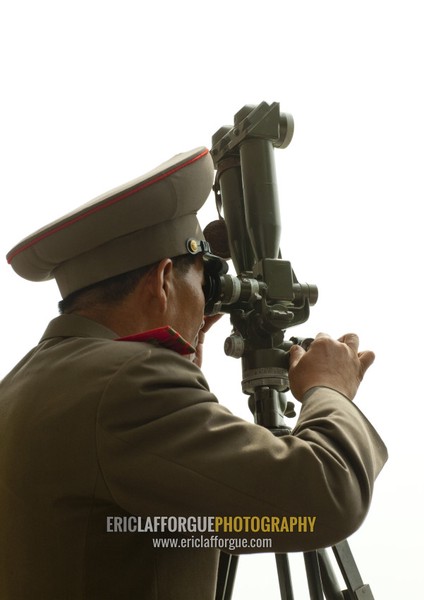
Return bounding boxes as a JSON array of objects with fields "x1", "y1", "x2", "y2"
[{"x1": 0, "y1": 314, "x2": 387, "y2": 599}]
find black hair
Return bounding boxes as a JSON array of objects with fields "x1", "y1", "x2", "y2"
[{"x1": 58, "y1": 253, "x2": 197, "y2": 315}]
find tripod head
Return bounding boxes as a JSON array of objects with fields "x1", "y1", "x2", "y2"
[{"x1": 200, "y1": 102, "x2": 318, "y2": 432}]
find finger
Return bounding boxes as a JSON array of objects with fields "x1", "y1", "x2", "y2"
[
  {"x1": 315, "y1": 332, "x2": 331, "y2": 340},
  {"x1": 202, "y1": 313, "x2": 223, "y2": 333},
  {"x1": 338, "y1": 333, "x2": 359, "y2": 352},
  {"x1": 358, "y1": 350, "x2": 375, "y2": 375},
  {"x1": 289, "y1": 344, "x2": 305, "y2": 369}
]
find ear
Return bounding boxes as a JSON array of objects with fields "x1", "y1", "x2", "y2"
[{"x1": 145, "y1": 258, "x2": 174, "y2": 312}]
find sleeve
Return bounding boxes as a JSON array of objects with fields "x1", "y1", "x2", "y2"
[{"x1": 96, "y1": 346, "x2": 388, "y2": 552}]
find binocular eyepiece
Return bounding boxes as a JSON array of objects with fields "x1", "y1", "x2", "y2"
[{"x1": 201, "y1": 251, "x2": 318, "y2": 321}]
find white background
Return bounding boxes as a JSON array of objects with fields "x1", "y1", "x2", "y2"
[{"x1": 1, "y1": 1, "x2": 422, "y2": 597}]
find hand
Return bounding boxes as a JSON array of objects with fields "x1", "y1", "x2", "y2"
[
  {"x1": 192, "y1": 314, "x2": 223, "y2": 368},
  {"x1": 288, "y1": 332, "x2": 375, "y2": 401}
]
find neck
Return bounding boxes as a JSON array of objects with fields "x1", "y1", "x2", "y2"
[{"x1": 73, "y1": 296, "x2": 165, "y2": 338}]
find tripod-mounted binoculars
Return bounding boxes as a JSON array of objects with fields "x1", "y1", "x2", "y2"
[{"x1": 191, "y1": 101, "x2": 375, "y2": 600}]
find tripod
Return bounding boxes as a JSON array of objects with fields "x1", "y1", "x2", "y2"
[{"x1": 215, "y1": 537, "x2": 374, "y2": 599}]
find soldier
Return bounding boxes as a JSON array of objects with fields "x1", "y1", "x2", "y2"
[{"x1": 0, "y1": 147, "x2": 387, "y2": 599}]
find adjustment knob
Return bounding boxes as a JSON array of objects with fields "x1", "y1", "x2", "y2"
[{"x1": 224, "y1": 335, "x2": 245, "y2": 358}]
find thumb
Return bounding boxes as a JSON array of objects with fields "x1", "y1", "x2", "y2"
[
  {"x1": 289, "y1": 344, "x2": 305, "y2": 369},
  {"x1": 358, "y1": 350, "x2": 376, "y2": 376}
]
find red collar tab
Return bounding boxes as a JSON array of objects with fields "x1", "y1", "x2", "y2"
[{"x1": 116, "y1": 326, "x2": 195, "y2": 355}]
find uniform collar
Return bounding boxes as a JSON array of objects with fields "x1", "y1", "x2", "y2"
[
  {"x1": 40, "y1": 314, "x2": 118, "y2": 341},
  {"x1": 40, "y1": 315, "x2": 195, "y2": 356},
  {"x1": 116, "y1": 327, "x2": 195, "y2": 355}
]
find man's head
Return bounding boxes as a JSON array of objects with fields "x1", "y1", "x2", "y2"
[
  {"x1": 6, "y1": 147, "x2": 219, "y2": 344},
  {"x1": 58, "y1": 253, "x2": 206, "y2": 345}
]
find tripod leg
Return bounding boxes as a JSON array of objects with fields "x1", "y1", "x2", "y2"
[
  {"x1": 215, "y1": 552, "x2": 239, "y2": 600},
  {"x1": 332, "y1": 540, "x2": 375, "y2": 599},
  {"x1": 316, "y1": 549, "x2": 345, "y2": 599},
  {"x1": 275, "y1": 553, "x2": 294, "y2": 600},
  {"x1": 304, "y1": 551, "x2": 325, "y2": 600}
]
